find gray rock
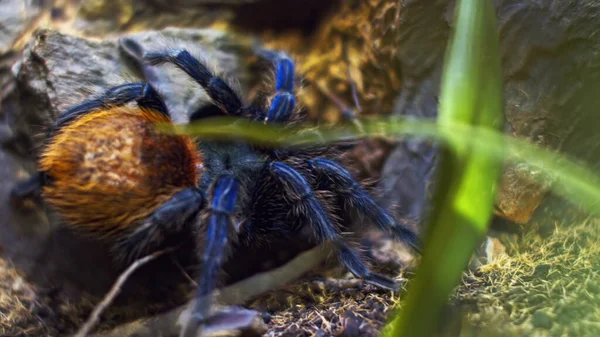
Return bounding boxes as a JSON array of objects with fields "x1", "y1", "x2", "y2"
[
  {"x1": 379, "y1": 0, "x2": 600, "y2": 228},
  {"x1": 0, "y1": 0, "x2": 43, "y2": 126},
  {"x1": 7, "y1": 28, "x2": 249, "y2": 154},
  {"x1": 0, "y1": 0, "x2": 43, "y2": 54}
]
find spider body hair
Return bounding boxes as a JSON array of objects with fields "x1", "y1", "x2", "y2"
[
  {"x1": 11, "y1": 40, "x2": 421, "y2": 335},
  {"x1": 39, "y1": 106, "x2": 201, "y2": 237}
]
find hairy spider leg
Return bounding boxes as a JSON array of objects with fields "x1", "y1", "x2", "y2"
[
  {"x1": 268, "y1": 162, "x2": 397, "y2": 290},
  {"x1": 264, "y1": 52, "x2": 296, "y2": 123},
  {"x1": 144, "y1": 49, "x2": 243, "y2": 115},
  {"x1": 309, "y1": 158, "x2": 422, "y2": 253},
  {"x1": 189, "y1": 174, "x2": 238, "y2": 326},
  {"x1": 116, "y1": 188, "x2": 206, "y2": 262},
  {"x1": 12, "y1": 82, "x2": 170, "y2": 202},
  {"x1": 118, "y1": 38, "x2": 161, "y2": 84},
  {"x1": 255, "y1": 48, "x2": 297, "y2": 123},
  {"x1": 53, "y1": 82, "x2": 169, "y2": 132}
]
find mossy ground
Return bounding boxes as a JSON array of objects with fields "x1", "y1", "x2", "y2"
[
  {"x1": 454, "y1": 218, "x2": 600, "y2": 337},
  {"x1": 252, "y1": 217, "x2": 599, "y2": 337},
  {"x1": 0, "y1": 257, "x2": 43, "y2": 336}
]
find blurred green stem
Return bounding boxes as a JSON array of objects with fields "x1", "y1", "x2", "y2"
[{"x1": 383, "y1": 0, "x2": 504, "y2": 336}]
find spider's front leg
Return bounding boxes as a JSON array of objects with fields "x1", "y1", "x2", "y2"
[
  {"x1": 182, "y1": 174, "x2": 238, "y2": 337},
  {"x1": 309, "y1": 158, "x2": 422, "y2": 253},
  {"x1": 257, "y1": 48, "x2": 362, "y2": 150},
  {"x1": 269, "y1": 161, "x2": 398, "y2": 290}
]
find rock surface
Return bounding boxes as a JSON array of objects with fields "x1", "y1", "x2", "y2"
[
  {"x1": 378, "y1": 0, "x2": 600, "y2": 228},
  {"x1": 0, "y1": 0, "x2": 43, "y2": 54},
  {"x1": 7, "y1": 28, "x2": 249, "y2": 153}
]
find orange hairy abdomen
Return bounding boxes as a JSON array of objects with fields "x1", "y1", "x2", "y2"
[{"x1": 39, "y1": 107, "x2": 201, "y2": 235}]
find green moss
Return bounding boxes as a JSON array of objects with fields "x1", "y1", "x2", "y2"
[{"x1": 454, "y1": 218, "x2": 600, "y2": 336}]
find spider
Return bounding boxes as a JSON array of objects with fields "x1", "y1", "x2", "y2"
[{"x1": 11, "y1": 39, "x2": 421, "y2": 334}]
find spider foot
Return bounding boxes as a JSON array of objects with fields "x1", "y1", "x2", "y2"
[
  {"x1": 309, "y1": 158, "x2": 423, "y2": 253},
  {"x1": 182, "y1": 311, "x2": 208, "y2": 337},
  {"x1": 180, "y1": 304, "x2": 263, "y2": 337},
  {"x1": 339, "y1": 244, "x2": 399, "y2": 291},
  {"x1": 361, "y1": 272, "x2": 400, "y2": 291},
  {"x1": 180, "y1": 309, "x2": 208, "y2": 337}
]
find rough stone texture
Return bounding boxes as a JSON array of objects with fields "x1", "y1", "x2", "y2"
[
  {"x1": 0, "y1": 0, "x2": 43, "y2": 135},
  {"x1": 0, "y1": 0, "x2": 43, "y2": 54},
  {"x1": 379, "y1": 0, "x2": 600, "y2": 228}
]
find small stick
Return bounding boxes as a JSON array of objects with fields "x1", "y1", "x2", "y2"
[
  {"x1": 74, "y1": 248, "x2": 173, "y2": 337},
  {"x1": 342, "y1": 41, "x2": 363, "y2": 116},
  {"x1": 315, "y1": 81, "x2": 365, "y2": 135},
  {"x1": 172, "y1": 256, "x2": 198, "y2": 287},
  {"x1": 91, "y1": 243, "x2": 334, "y2": 337}
]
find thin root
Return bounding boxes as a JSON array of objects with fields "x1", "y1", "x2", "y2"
[{"x1": 73, "y1": 248, "x2": 174, "y2": 337}]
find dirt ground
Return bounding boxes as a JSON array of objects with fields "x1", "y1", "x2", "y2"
[
  {"x1": 251, "y1": 218, "x2": 599, "y2": 337},
  {"x1": 1, "y1": 216, "x2": 598, "y2": 336}
]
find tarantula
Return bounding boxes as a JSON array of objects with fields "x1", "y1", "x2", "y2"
[{"x1": 11, "y1": 39, "x2": 420, "y2": 334}]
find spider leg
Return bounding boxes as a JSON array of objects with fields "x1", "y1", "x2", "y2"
[
  {"x1": 308, "y1": 158, "x2": 422, "y2": 253},
  {"x1": 257, "y1": 49, "x2": 296, "y2": 123},
  {"x1": 118, "y1": 37, "x2": 161, "y2": 85},
  {"x1": 115, "y1": 188, "x2": 205, "y2": 262},
  {"x1": 269, "y1": 161, "x2": 397, "y2": 290},
  {"x1": 54, "y1": 82, "x2": 169, "y2": 131},
  {"x1": 144, "y1": 49, "x2": 243, "y2": 115},
  {"x1": 189, "y1": 174, "x2": 238, "y2": 326}
]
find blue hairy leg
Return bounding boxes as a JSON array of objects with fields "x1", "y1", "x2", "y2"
[
  {"x1": 309, "y1": 158, "x2": 422, "y2": 253},
  {"x1": 268, "y1": 162, "x2": 397, "y2": 290},
  {"x1": 116, "y1": 188, "x2": 206, "y2": 261},
  {"x1": 256, "y1": 48, "x2": 296, "y2": 123},
  {"x1": 144, "y1": 49, "x2": 243, "y2": 115},
  {"x1": 192, "y1": 175, "x2": 238, "y2": 321}
]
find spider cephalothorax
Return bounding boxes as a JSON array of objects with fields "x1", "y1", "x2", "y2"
[{"x1": 12, "y1": 40, "x2": 421, "y2": 334}]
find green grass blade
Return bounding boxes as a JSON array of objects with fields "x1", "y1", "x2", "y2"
[
  {"x1": 382, "y1": 0, "x2": 504, "y2": 336},
  {"x1": 165, "y1": 117, "x2": 600, "y2": 220}
]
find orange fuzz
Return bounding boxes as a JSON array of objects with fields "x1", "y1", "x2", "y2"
[{"x1": 39, "y1": 106, "x2": 201, "y2": 236}]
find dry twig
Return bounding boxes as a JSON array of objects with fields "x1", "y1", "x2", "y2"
[
  {"x1": 92, "y1": 243, "x2": 333, "y2": 337},
  {"x1": 74, "y1": 248, "x2": 173, "y2": 337}
]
